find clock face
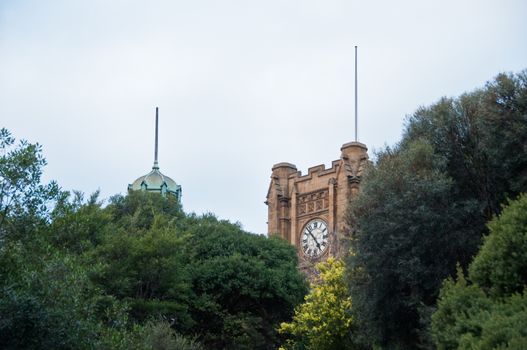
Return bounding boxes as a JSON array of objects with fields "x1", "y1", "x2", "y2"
[{"x1": 301, "y1": 219, "x2": 329, "y2": 259}]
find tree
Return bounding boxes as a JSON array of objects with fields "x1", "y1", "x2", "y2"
[
  {"x1": 140, "y1": 320, "x2": 204, "y2": 350},
  {"x1": 0, "y1": 129, "x2": 109, "y2": 349},
  {"x1": 431, "y1": 194, "x2": 527, "y2": 349},
  {"x1": 0, "y1": 240, "x2": 138, "y2": 349},
  {"x1": 182, "y1": 214, "x2": 308, "y2": 350},
  {"x1": 83, "y1": 193, "x2": 307, "y2": 349},
  {"x1": 347, "y1": 140, "x2": 480, "y2": 349},
  {"x1": 403, "y1": 71, "x2": 527, "y2": 218},
  {"x1": 87, "y1": 191, "x2": 192, "y2": 328},
  {"x1": 278, "y1": 258, "x2": 359, "y2": 350},
  {"x1": 47, "y1": 191, "x2": 112, "y2": 254},
  {"x1": 0, "y1": 130, "x2": 146, "y2": 349},
  {"x1": 0, "y1": 128, "x2": 58, "y2": 242},
  {"x1": 346, "y1": 70, "x2": 527, "y2": 349},
  {"x1": 469, "y1": 193, "x2": 527, "y2": 298}
]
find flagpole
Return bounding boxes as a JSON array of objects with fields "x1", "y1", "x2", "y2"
[
  {"x1": 154, "y1": 107, "x2": 159, "y2": 169},
  {"x1": 355, "y1": 46, "x2": 358, "y2": 142}
]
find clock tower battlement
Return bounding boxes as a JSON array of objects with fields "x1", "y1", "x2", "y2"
[{"x1": 266, "y1": 141, "x2": 368, "y2": 274}]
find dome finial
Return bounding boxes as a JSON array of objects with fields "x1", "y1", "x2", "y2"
[{"x1": 153, "y1": 107, "x2": 159, "y2": 169}]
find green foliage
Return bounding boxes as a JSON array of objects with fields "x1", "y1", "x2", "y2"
[
  {"x1": 141, "y1": 320, "x2": 204, "y2": 350},
  {"x1": 0, "y1": 128, "x2": 59, "y2": 241},
  {"x1": 35, "y1": 188, "x2": 307, "y2": 349},
  {"x1": 347, "y1": 140, "x2": 480, "y2": 348},
  {"x1": 0, "y1": 242, "x2": 130, "y2": 349},
  {"x1": 431, "y1": 195, "x2": 527, "y2": 349},
  {"x1": 403, "y1": 71, "x2": 527, "y2": 217},
  {"x1": 346, "y1": 70, "x2": 527, "y2": 349},
  {"x1": 430, "y1": 267, "x2": 492, "y2": 349},
  {"x1": 469, "y1": 194, "x2": 527, "y2": 297},
  {"x1": 46, "y1": 191, "x2": 193, "y2": 329},
  {"x1": 48, "y1": 191, "x2": 112, "y2": 254},
  {"x1": 0, "y1": 130, "x2": 116, "y2": 349},
  {"x1": 92, "y1": 225, "x2": 191, "y2": 325},
  {"x1": 183, "y1": 215, "x2": 308, "y2": 349},
  {"x1": 90, "y1": 213, "x2": 191, "y2": 325},
  {"x1": 433, "y1": 277, "x2": 527, "y2": 350},
  {"x1": 279, "y1": 258, "x2": 360, "y2": 350},
  {"x1": 0, "y1": 129, "x2": 307, "y2": 349},
  {"x1": 107, "y1": 191, "x2": 184, "y2": 232}
]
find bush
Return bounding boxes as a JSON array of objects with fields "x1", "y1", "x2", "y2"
[{"x1": 431, "y1": 195, "x2": 527, "y2": 349}]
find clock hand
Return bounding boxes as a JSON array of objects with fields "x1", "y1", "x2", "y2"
[{"x1": 307, "y1": 231, "x2": 322, "y2": 250}]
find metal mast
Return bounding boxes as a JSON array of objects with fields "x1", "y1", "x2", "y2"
[
  {"x1": 154, "y1": 107, "x2": 159, "y2": 169},
  {"x1": 354, "y1": 46, "x2": 358, "y2": 142}
]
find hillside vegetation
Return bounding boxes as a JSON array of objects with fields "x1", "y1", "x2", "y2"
[{"x1": 0, "y1": 131, "x2": 307, "y2": 349}]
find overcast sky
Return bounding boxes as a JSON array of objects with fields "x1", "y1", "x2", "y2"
[{"x1": 1, "y1": 0, "x2": 526, "y2": 234}]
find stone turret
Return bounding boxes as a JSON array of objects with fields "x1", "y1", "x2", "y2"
[{"x1": 266, "y1": 162, "x2": 297, "y2": 241}]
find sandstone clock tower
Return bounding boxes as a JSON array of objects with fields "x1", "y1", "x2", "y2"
[{"x1": 265, "y1": 141, "x2": 368, "y2": 274}]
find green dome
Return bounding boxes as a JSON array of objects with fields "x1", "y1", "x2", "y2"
[{"x1": 128, "y1": 162, "x2": 182, "y2": 201}]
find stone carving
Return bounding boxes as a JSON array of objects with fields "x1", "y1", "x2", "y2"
[
  {"x1": 296, "y1": 189, "x2": 329, "y2": 217},
  {"x1": 345, "y1": 155, "x2": 368, "y2": 185},
  {"x1": 272, "y1": 175, "x2": 284, "y2": 197}
]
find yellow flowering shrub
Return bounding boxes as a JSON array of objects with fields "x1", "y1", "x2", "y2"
[{"x1": 278, "y1": 258, "x2": 355, "y2": 350}]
